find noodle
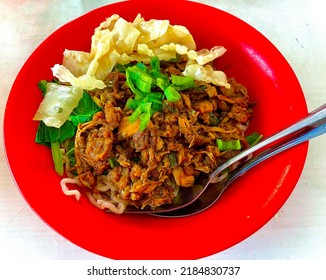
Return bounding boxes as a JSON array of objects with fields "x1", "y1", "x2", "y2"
[
  {"x1": 85, "y1": 192, "x2": 126, "y2": 214},
  {"x1": 60, "y1": 178, "x2": 81, "y2": 201}
]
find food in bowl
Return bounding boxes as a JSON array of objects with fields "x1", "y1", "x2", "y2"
[{"x1": 33, "y1": 14, "x2": 259, "y2": 214}]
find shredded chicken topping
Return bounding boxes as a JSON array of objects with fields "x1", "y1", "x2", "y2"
[{"x1": 73, "y1": 61, "x2": 253, "y2": 211}]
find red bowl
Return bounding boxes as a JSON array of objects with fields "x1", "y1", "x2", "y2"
[{"x1": 4, "y1": 0, "x2": 307, "y2": 259}]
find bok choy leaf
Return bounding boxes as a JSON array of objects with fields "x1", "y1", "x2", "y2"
[
  {"x1": 69, "y1": 91, "x2": 101, "y2": 126},
  {"x1": 34, "y1": 82, "x2": 102, "y2": 175}
]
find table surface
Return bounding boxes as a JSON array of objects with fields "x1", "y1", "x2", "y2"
[{"x1": 0, "y1": 0, "x2": 325, "y2": 260}]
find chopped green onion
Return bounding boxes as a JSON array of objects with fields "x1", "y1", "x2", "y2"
[
  {"x1": 139, "y1": 111, "x2": 152, "y2": 131},
  {"x1": 126, "y1": 65, "x2": 153, "y2": 94},
  {"x1": 171, "y1": 75, "x2": 195, "y2": 91},
  {"x1": 130, "y1": 66, "x2": 154, "y2": 93},
  {"x1": 208, "y1": 112, "x2": 220, "y2": 126},
  {"x1": 126, "y1": 69, "x2": 144, "y2": 97},
  {"x1": 150, "y1": 56, "x2": 161, "y2": 72},
  {"x1": 138, "y1": 102, "x2": 153, "y2": 131},
  {"x1": 150, "y1": 99, "x2": 163, "y2": 112},
  {"x1": 128, "y1": 101, "x2": 154, "y2": 130},
  {"x1": 128, "y1": 105, "x2": 143, "y2": 123},
  {"x1": 126, "y1": 98, "x2": 139, "y2": 110},
  {"x1": 164, "y1": 85, "x2": 181, "y2": 102},
  {"x1": 125, "y1": 56, "x2": 193, "y2": 131},
  {"x1": 140, "y1": 102, "x2": 152, "y2": 114},
  {"x1": 108, "y1": 157, "x2": 118, "y2": 168},
  {"x1": 246, "y1": 132, "x2": 263, "y2": 146},
  {"x1": 133, "y1": 91, "x2": 147, "y2": 102},
  {"x1": 135, "y1": 61, "x2": 148, "y2": 72},
  {"x1": 155, "y1": 74, "x2": 170, "y2": 91},
  {"x1": 167, "y1": 152, "x2": 178, "y2": 168},
  {"x1": 147, "y1": 92, "x2": 163, "y2": 111},
  {"x1": 217, "y1": 139, "x2": 241, "y2": 151},
  {"x1": 147, "y1": 92, "x2": 164, "y2": 101}
]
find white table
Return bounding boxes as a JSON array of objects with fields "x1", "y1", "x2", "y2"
[{"x1": 0, "y1": 0, "x2": 325, "y2": 260}]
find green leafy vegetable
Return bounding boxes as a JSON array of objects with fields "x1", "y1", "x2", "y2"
[
  {"x1": 35, "y1": 83, "x2": 102, "y2": 175},
  {"x1": 69, "y1": 91, "x2": 101, "y2": 126},
  {"x1": 35, "y1": 121, "x2": 76, "y2": 176},
  {"x1": 35, "y1": 120, "x2": 76, "y2": 146},
  {"x1": 36, "y1": 91, "x2": 101, "y2": 145},
  {"x1": 37, "y1": 80, "x2": 48, "y2": 96}
]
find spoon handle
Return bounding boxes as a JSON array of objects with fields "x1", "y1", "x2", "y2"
[
  {"x1": 210, "y1": 103, "x2": 326, "y2": 180},
  {"x1": 226, "y1": 119, "x2": 326, "y2": 186}
]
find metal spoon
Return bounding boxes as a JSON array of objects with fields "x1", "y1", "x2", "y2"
[{"x1": 120, "y1": 103, "x2": 326, "y2": 214}]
